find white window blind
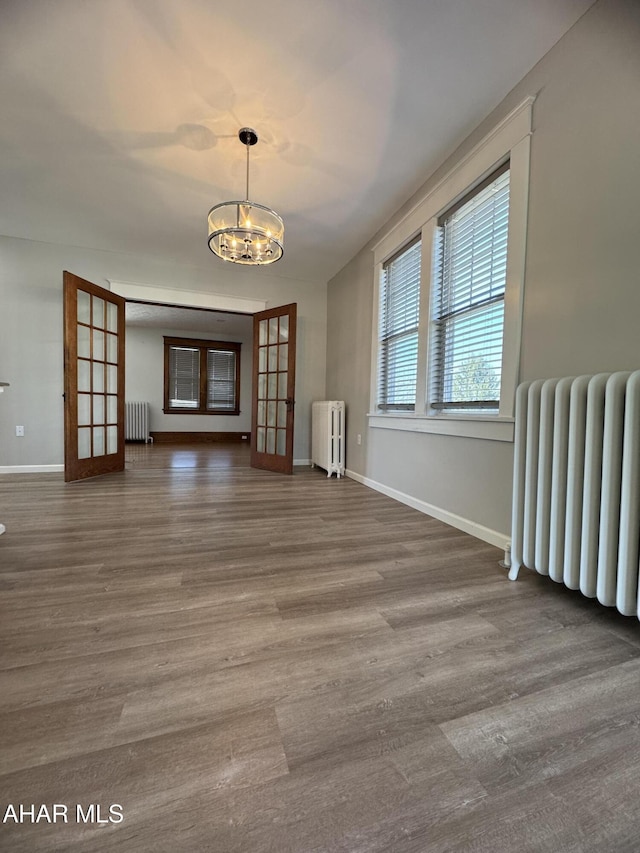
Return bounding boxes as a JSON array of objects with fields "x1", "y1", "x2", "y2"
[
  {"x1": 207, "y1": 349, "x2": 237, "y2": 410},
  {"x1": 430, "y1": 162, "x2": 510, "y2": 412},
  {"x1": 378, "y1": 237, "x2": 421, "y2": 411},
  {"x1": 169, "y1": 346, "x2": 199, "y2": 408}
]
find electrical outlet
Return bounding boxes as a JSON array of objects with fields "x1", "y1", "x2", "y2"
[
  {"x1": 241, "y1": 435, "x2": 248, "y2": 440},
  {"x1": 356, "y1": 433, "x2": 362, "y2": 445},
  {"x1": 16, "y1": 425, "x2": 24, "y2": 437}
]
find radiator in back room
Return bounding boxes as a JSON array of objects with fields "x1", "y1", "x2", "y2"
[
  {"x1": 125, "y1": 401, "x2": 152, "y2": 443},
  {"x1": 509, "y1": 371, "x2": 640, "y2": 618},
  {"x1": 311, "y1": 401, "x2": 345, "y2": 478}
]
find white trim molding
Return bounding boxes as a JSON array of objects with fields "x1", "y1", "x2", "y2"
[
  {"x1": 346, "y1": 468, "x2": 509, "y2": 551},
  {"x1": 108, "y1": 280, "x2": 267, "y2": 314},
  {"x1": 368, "y1": 413, "x2": 514, "y2": 442},
  {"x1": 0, "y1": 465, "x2": 64, "y2": 474}
]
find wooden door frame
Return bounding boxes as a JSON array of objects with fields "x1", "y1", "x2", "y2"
[
  {"x1": 63, "y1": 271, "x2": 126, "y2": 482},
  {"x1": 251, "y1": 303, "x2": 297, "y2": 475}
]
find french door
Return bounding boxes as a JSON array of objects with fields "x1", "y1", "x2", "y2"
[
  {"x1": 63, "y1": 271, "x2": 126, "y2": 482},
  {"x1": 251, "y1": 303, "x2": 297, "y2": 474}
]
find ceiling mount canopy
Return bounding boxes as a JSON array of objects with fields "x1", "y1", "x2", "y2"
[{"x1": 207, "y1": 127, "x2": 284, "y2": 266}]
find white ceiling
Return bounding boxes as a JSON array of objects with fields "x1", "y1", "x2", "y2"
[{"x1": 1, "y1": 0, "x2": 595, "y2": 284}]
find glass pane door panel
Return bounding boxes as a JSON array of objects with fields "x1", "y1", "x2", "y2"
[
  {"x1": 277, "y1": 401, "x2": 286, "y2": 426},
  {"x1": 268, "y1": 346, "x2": 278, "y2": 371},
  {"x1": 258, "y1": 374, "x2": 266, "y2": 398},
  {"x1": 106, "y1": 333, "x2": 118, "y2": 363},
  {"x1": 258, "y1": 347, "x2": 267, "y2": 372},
  {"x1": 276, "y1": 429, "x2": 286, "y2": 455},
  {"x1": 278, "y1": 373, "x2": 288, "y2": 398},
  {"x1": 92, "y1": 296, "x2": 105, "y2": 329},
  {"x1": 107, "y1": 395, "x2": 117, "y2": 424},
  {"x1": 269, "y1": 317, "x2": 278, "y2": 343},
  {"x1": 78, "y1": 394, "x2": 91, "y2": 426},
  {"x1": 77, "y1": 290, "x2": 91, "y2": 324},
  {"x1": 78, "y1": 325, "x2": 90, "y2": 358},
  {"x1": 268, "y1": 373, "x2": 277, "y2": 398},
  {"x1": 107, "y1": 365, "x2": 117, "y2": 394},
  {"x1": 78, "y1": 427, "x2": 91, "y2": 459},
  {"x1": 257, "y1": 400, "x2": 266, "y2": 426},
  {"x1": 259, "y1": 319, "x2": 268, "y2": 345},
  {"x1": 257, "y1": 427, "x2": 265, "y2": 452},
  {"x1": 93, "y1": 427, "x2": 105, "y2": 457},
  {"x1": 267, "y1": 401, "x2": 276, "y2": 427},
  {"x1": 93, "y1": 362, "x2": 105, "y2": 393},
  {"x1": 266, "y1": 428, "x2": 276, "y2": 454},
  {"x1": 279, "y1": 345, "x2": 288, "y2": 371},
  {"x1": 93, "y1": 395, "x2": 105, "y2": 425},
  {"x1": 279, "y1": 315, "x2": 289, "y2": 341},
  {"x1": 78, "y1": 360, "x2": 91, "y2": 392},
  {"x1": 106, "y1": 302, "x2": 118, "y2": 333},
  {"x1": 107, "y1": 426, "x2": 118, "y2": 454},
  {"x1": 93, "y1": 329, "x2": 105, "y2": 360}
]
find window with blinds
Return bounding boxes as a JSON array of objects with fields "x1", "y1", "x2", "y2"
[
  {"x1": 206, "y1": 349, "x2": 237, "y2": 411},
  {"x1": 430, "y1": 162, "x2": 510, "y2": 412},
  {"x1": 169, "y1": 346, "x2": 200, "y2": 408},
  {"x1": 377, "y1": 237, "x2": 421, "y2": 411},
  {"x1": 163, "y1": 337, "x2": 241, "y2": 415}
]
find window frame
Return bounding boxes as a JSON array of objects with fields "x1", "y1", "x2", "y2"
[
  {"x1": 377, "y1": 236, "x2": 422, "y2": 412},
  {"x1": 429, "y1": 160, "x2": 511, "y2": 414},
  {"x1": 369, "y1": 96, "x2": 533, "y2": 442},
  {"x1": 163, "y1": 336, "x2": 241, "y2": 415}
]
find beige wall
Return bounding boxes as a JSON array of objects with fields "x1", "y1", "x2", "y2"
[
  {"x1": 327, "y1": 0, "x2": 640, "y2": 542},
  {"x1": 0, "y1": 237, "x2": 326, "y2": 467}
]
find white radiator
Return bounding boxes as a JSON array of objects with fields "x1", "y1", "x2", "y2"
[
  {"x1": 311, "y1": 400, "x2": 345, "y2": 478},
  {"x1": 125, "y1": 401, "x2": 152, "y2": 442},
  {"x1": 509, "y1": 371, "x2": 640, "y2": 617}
]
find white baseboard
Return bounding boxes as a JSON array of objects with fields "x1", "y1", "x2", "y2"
[
  {"x1": 294, "y1": 458, "x2": 312, "y2": 467},
  {"x1": 0, "y1": 465, "x2": 64, "y2": 474},
  {"x1": 345, "y1": 468, "x2": 508, "y2": 551}
]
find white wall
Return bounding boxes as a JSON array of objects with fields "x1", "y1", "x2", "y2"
[
  {"x1": 125, "y1": 323, "x2": 254, "y2": 435},
  {"x1": 0, "y1": 237, "x2": 326, "y2": 467},
  {"x1": 327, "y1": 0, "x2": 640, "y2": 544}
]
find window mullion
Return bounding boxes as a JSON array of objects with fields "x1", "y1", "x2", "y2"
[
  {"x1": 416, "y1": 221, "x2": 435, "y2": 413},
  {"x1": 199, "y1": 347, "x2": 208, "y2": 412}
]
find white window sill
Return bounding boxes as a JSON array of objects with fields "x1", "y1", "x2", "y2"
[{"x1": 368, "y1": 413, "x2": 514, "y2": 442}]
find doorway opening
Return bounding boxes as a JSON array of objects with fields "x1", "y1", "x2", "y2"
[
  {"x1": 124, "y1": 301, "x2": 253, "y2": 471},
  {"x1": 63, "y1": 272, "x2": 297, "y2": 481}
]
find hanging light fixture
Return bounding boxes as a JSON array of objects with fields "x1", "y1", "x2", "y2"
[{"x1": 207, "y1": 127, "x2": 284, "y2": 265}]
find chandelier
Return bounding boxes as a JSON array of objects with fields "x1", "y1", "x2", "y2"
[{"x1": 207, "y1": 127, "x2": 284, "y2": 265}]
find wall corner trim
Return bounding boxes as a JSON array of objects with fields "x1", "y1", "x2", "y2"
[{"x1": 345, "y1": 468, "x2": 509, "y2": 550}]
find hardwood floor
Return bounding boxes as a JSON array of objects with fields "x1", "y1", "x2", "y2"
[{"x1": 1, "y1": 446, "x2": 640, "y2": 851}]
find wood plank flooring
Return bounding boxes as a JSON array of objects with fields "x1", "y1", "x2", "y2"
[{"x1": 1, "y1": 445, "x2": 640, "y2": 851}]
